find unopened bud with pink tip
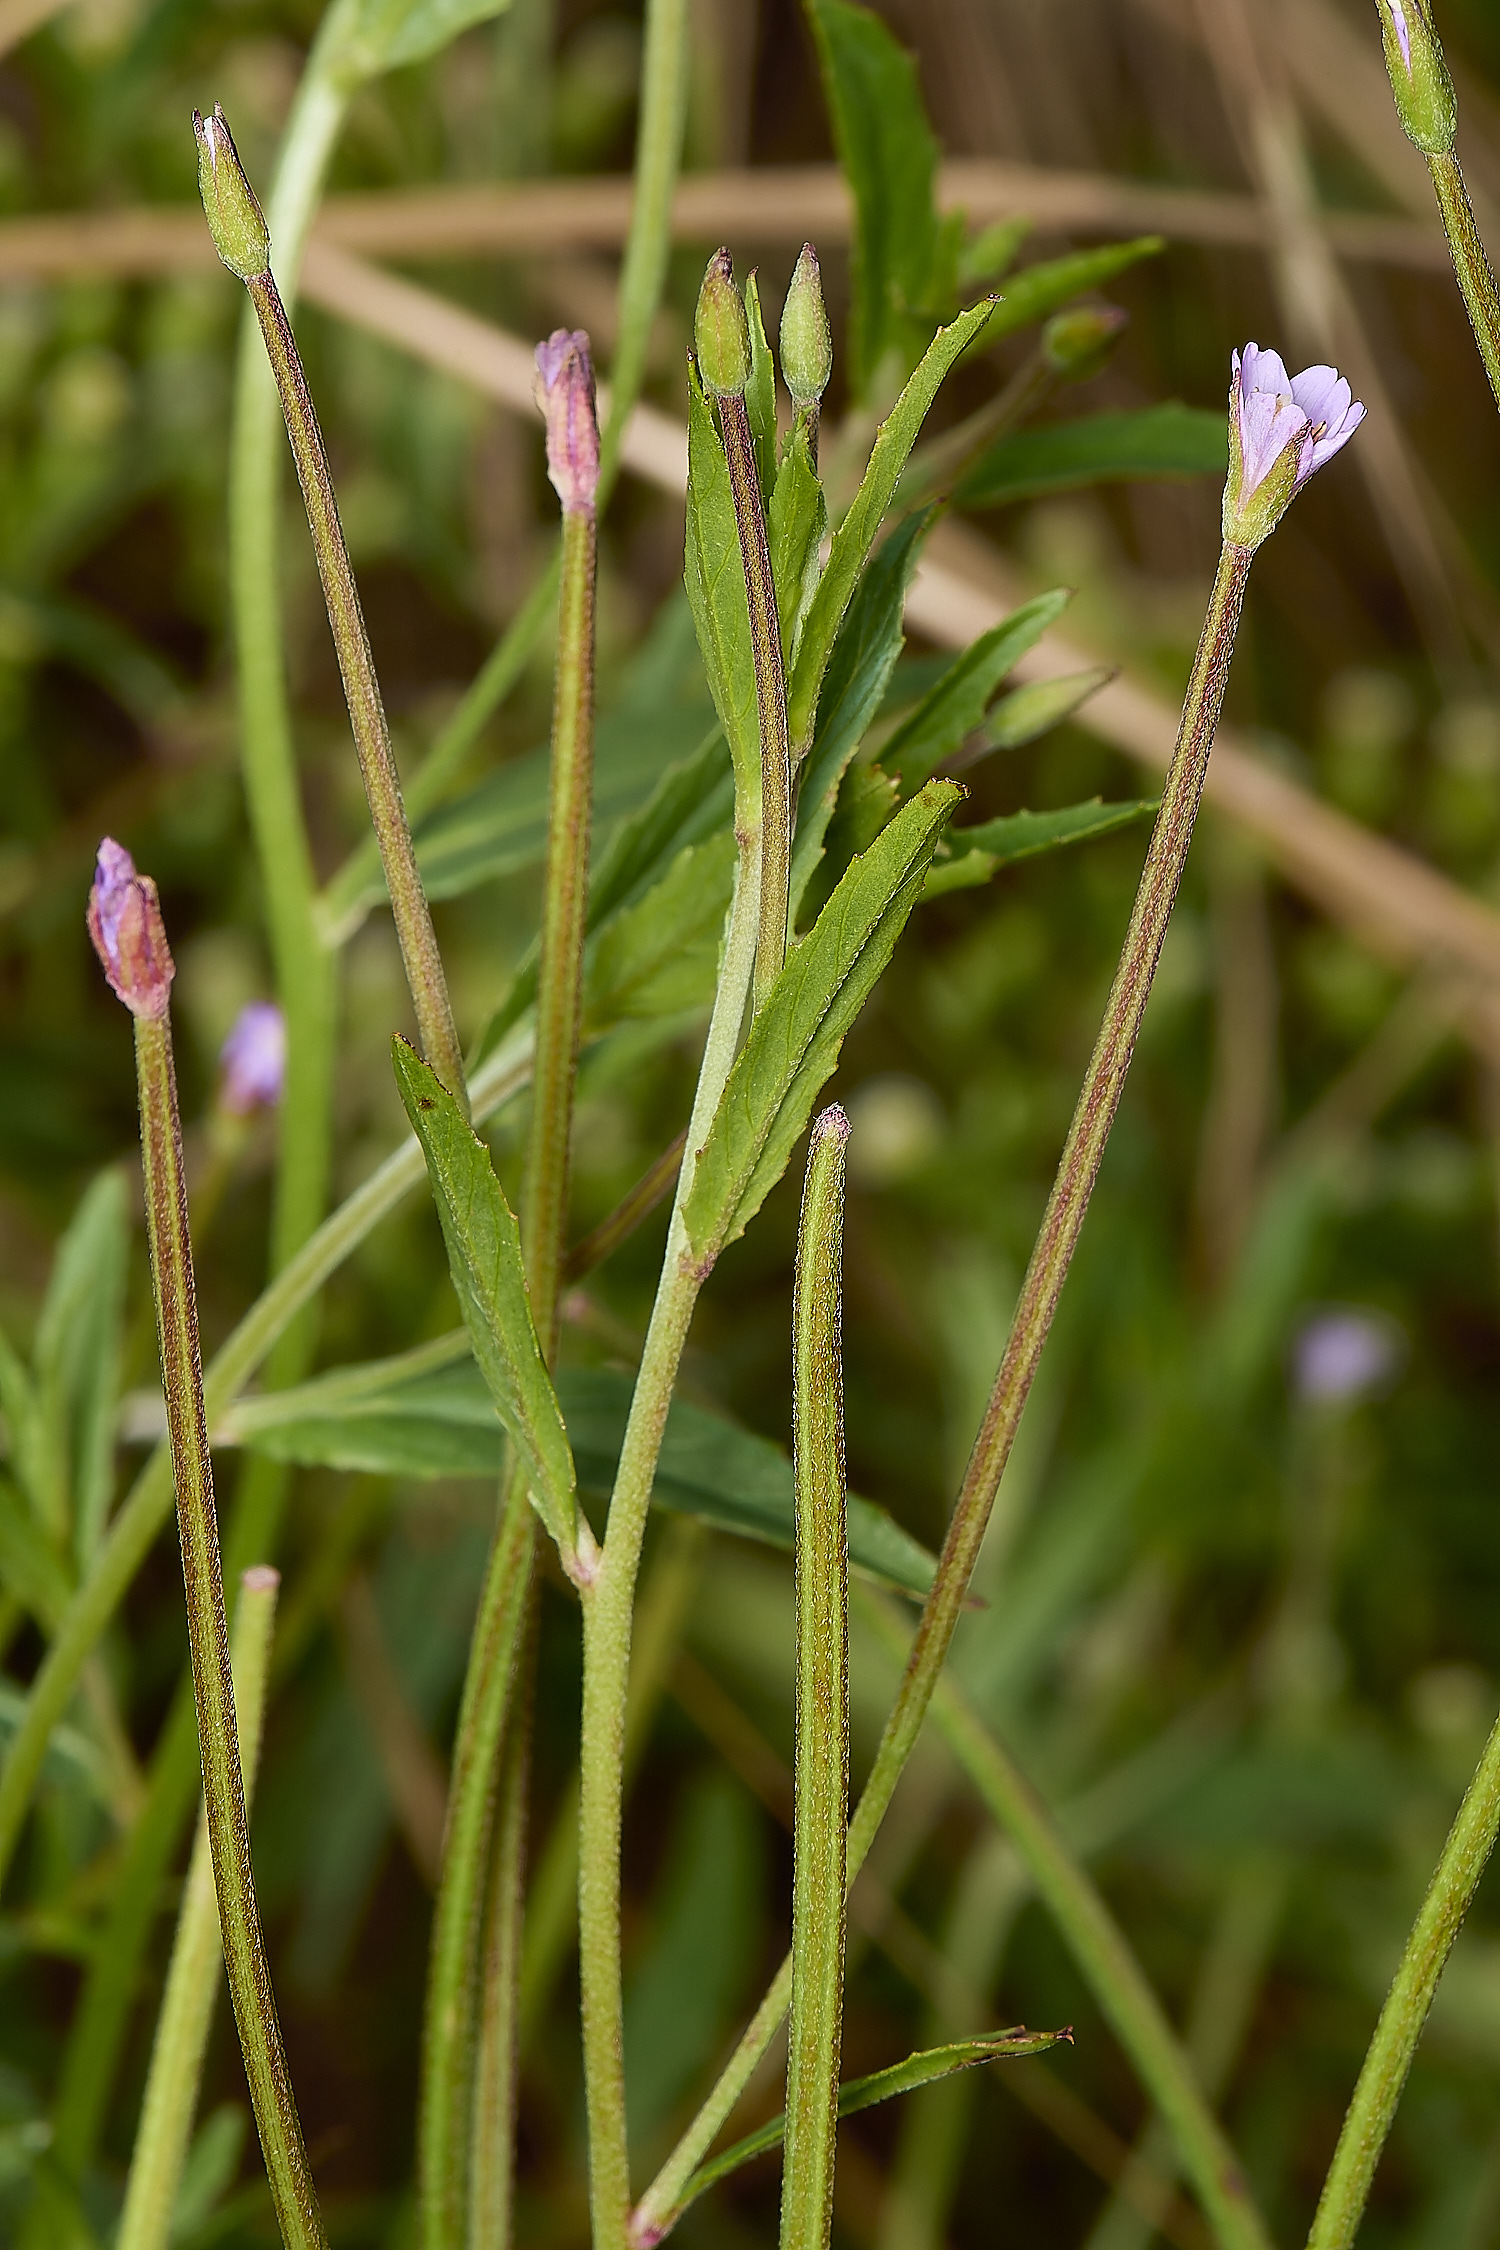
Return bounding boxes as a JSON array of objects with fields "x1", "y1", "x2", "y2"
[
  {"x1": 534, "y1": 329, "x2": 600, "y2": 516},
  {"x1": 87, "y1": 839, "x2": 175, "y2": 1019},
  {"x1": 192, "y1": 104, "x2": 270, "y2": 281},
  {"x1": 1375, "y1": 0, "x2": 1456, "y2": 154},
  {"x1": 1222, "y1": 344, "x2": 1365, "y2": 550},
  {"x1": 220, "y1": 1000, "x2": 286, "y2": 1114}
]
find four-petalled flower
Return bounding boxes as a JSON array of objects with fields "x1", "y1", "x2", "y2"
[{"x1": 1223, "y1": 344, "x2": 1365, "y2": 550}]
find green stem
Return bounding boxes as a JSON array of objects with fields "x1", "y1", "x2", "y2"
[
  {"x1": 468, "y1": 1599, "x2": 536, "y2": 2250},
  {"x1": 1427, "y1": 151, "x2": 1500, "y2": 416},
  {"x1": 134, "y1": 1007, "x2": 324, "y2": 2250},
  {"x1": 781, "y1": 1111, "x2": 851, "y2": 2250},
  {"x1": 1307, "y1": 1707, "x2": 1500, "y2": 2249},
  {"x1": 0, "y1": 1032, "x2": 533, "y2": 1903},
  {"x1": 117, "y1": 1569, "x2": 280, "y2": 2250},
  {"x1": 719, "y1": 389, "x2": 792, "y2": 1014},
  {"x1": 596, "y1": 0, "x2": 688, "y2": 506},
  {"x1": 578, "y1": 845, "x2": 759, "y2": 2250},
  {"x1": 632, "y1": 540, "x2": 1256, "y2": 2246},
  {"x1": 245, "y1": 265, "x2": 466, "y2": 1107}
]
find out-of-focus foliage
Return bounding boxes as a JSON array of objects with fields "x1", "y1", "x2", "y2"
[{"x1": 2, "y1": 0, "x2": 1500, "y2": 2246}]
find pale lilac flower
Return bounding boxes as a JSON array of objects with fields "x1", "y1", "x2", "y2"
[
  {"x1": 1223, "y1": 345, "x2": 1365, "y2": 548},
  {"x1": 220, "y1": 1000, "x2": 286, "y2": 1115},
  {"x1": 1293, "y1": 1310, "x2": 1402, "y2": 1405},
  {"x1": 533, "y1": 329, "x2": 599, "y2": 516},
  {"x1": 87, "y1": 837, "x2": 174, "y2": 1019}
]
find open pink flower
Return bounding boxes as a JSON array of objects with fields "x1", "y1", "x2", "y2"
[{"x1": 1224, "y1": 345, "x2": 1364, "y2": 547}]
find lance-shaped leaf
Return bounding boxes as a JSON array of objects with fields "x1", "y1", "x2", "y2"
[
  {"x1": 684, "y1": 781, "x2": 961, "y2": 1264},
  {"x1": 787, "y1": 302, "x2": 994, "y2": 753},
  {"x1": 336, "y1": 0, "x2": 514, "y2": 81},
  {"x1": 923, "y1": 797, "x2": 1155, "y2": 898},
  {"x1": 392, "y1": 1040, "x2": 584, "y2": 1576},
  {"x1": 216, "y1": 1347, "x2": 940, "y2": 1598},
  {"x1": 685, "y1": 361, "x2": 760, "y2": 810},
  {"x1": 675, "y1": 2029, "x2": 1070, "y2": 2217},
  {"x1": 984, "y1": 238, "x2": 1163, "y2": 344},
  {"x1": 960, "y1": 401, "x2": 1227, "y2": 512},
  {"x1": 982, "y1": 668, "x2": 1113, "y2": 753},
  {"x1": 584, "y1": 833, "x2": 737, "y2": 1031},
  {"x1": 769, "y1": 426, "x2": 827, "y2": 677},
  {"x1": 883, "y1": 590, "x2": 1071, "y2": 793}
]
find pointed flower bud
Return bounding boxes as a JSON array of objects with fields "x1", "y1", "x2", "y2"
[
  {"x1": 534, "y1": 328, "x2": 600, "y2": 515},
  {"x1": 780, "y1": 243, "x2": 832, "y2": 411},
  {"x1": 694, "y1": 248, "x2": 751, "y2": 398},
  {"x1": 1041, "y1": 303, "x2": 1127, "y2": 383},
  {"x1": 220, "y1": 1000, "x2": 286, "y2": 1114},
  {"x1": 87, "y1": 839, "x2": 175, "y2": 1019},
  {"x1": 193, "y1": 104, "x2": 271, "y2": 281},
  {"x1": 1222, "y1": 344, "x2": 1365, "y2": 551},
  {"x1": 1375, "y1": 0, "x2": 1457, "y2": 155}
]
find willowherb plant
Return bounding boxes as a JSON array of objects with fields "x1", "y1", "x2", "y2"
[{"x1": 11, "y1": 3, "x2": 1500, "y2": 2249}]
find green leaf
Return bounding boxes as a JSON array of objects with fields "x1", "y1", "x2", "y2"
[
  {"x1": 959, "y1": 403, "x2": 1228, "y2": 511},
  {"x1": 957, "y1": 217, "x2": 1030, "y2": 289},
  {"x1": 220, "y1": 1344, "x2": 940, "y2": 1598},
  {"x1": 745, "y1": 275, "x2": 778, "y2": 507},
  {"x1": 805, "y1": 0, "x2": 942, "y2": 397},
  {"x1": 584, "y1": 832, "x2": 737, "y2": 1030},
  {"x1": 791, "y1": 512, "x2": 927, "y2": 919},
  {"x1": 769, "y1": 425, "x2": 827, "y2": 678},
  {"x1": 787, "y1": 302, "x2": 994, "y2": 753},
  {"x1": 0, "y1": 1329, "x2": 51, "y2": 1540},
  {"x1": 984, "y1": 668, "x2": 1113, "y2": 752},
  {"x1": 685, "y1": 361, "x2": 760, "y2": 810},
  {"x1": 985, "y1": 238, "x2": 1164, "y2": 345},
  {"x1": 337, "y1": 0, "x2": 512, "y2": 80},
  {"x1": 924, "y1": 797, "x2": 1155, "y2": 898},
  {"x1": 684, "y1": 780, "x2": 961, "y2": 1262},
  {"x1": 34, "y1": 1168, "x2": 127, "y2": 1567},
  {"x1": 678, "y1": 2028, "x2": 1071, "y2": 2211},
  {"x1": 883, "y1": 590, "x2": 1072, "y2": 793},
  {"x1": 0, "y1": 1475, "x2": 72, "y2": 1632},
  {"x1": 391, "y1": 1041, "x2": 580, "y2": 1568}
]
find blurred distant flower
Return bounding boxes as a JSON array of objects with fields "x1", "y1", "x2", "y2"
[
  {"x1": 1293, "y1": 1309, "x2": 1402, "y2": 1404},
  {"x1": 87, "y1": 837, "x2": 174, "y2": 1019},
  {"x1": 1223, "y1": 345, "x2": 1364, "y2": 549},
  {"x1": 220, "y1": 1000, "x2": 286, "y2": 1114}
]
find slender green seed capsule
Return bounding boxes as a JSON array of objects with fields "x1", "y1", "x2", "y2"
[
  {"x1": 780, "y1": 243, "x2": 833, "y2": 411},
  {"x1": 192, "y1": 104, "x2": 270, "y2": 281},
  {"x1": 695, "y1": 247, "x2": 752, "y2": 398},
  {"x1": 1041, "y1": 303, "x2": 1127, "y2": 383},
  {"x1": 1375, "y1": 0, "x2": 1457, "y2": 155}
]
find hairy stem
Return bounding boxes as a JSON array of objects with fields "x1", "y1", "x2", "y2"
[
  {"x1": 468, "y1": 1604, "x2": 537, "y2": 2250},
  {"x1": 1427, "y1": 151, "x2": 1500, "y2": 416},
  {"x1": 781, "y1": 1111, "x2": 851, "y2": 2250},
  {"x1": 134, "y1": 1008, "x2": 324, "y2": 2249},
  {"x1": 634, "y1": 540, "x2": 1257, "y2": 2246},
  {"x1": 719, "y1": 388, "x2": 792, "y2": 1014},
  {"x1": 117, "y1": 1569, "x2": 280, "y2": 2250},
  {"x1": 246, "y1": 265, "x2": 466, "y2": 1107},
  {"x1": 1307, "y1": 1706, "x2": 1500, "y2": 2248}
]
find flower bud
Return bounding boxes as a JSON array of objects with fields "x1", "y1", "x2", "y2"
[
  {"x1": 87, "y1": 839, "x2": 175, "y2": 1019},
  {"x1": 192, "y1": 105, "x2": 271, "y2": 282},
  {"x1": 694, "y1": 248, "x2": 751, "y2": 399},
  {"x1": 1375, "y1": 0, "x2": 1457, "y2": 155},
  {"x1": 533, "y1": 328, "x2": 600, "y2": 515},
  {"x1": 780, "y1": 243, "x2": 832, "y2": 411},
  {"x1": 1041, "y1": 304, "x2": 1127, "y2": 383},
  {"x1": 220, "y1": 1001, "x2": 286, "y2": 1115}
]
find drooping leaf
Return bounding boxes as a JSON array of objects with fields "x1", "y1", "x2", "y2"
[
  {"x1": 744, "y1": 275, "x2": 778, "y2": 507},
  {"x1": 805, "y1": 0, "x2": 943, "y2": 398},
  {"x1": 882, "y1": 590, "x2": 1072, "y2": 793},
  {"x1": 982, "y1": 668, "x2": 1113, "y2": 752},
  {"x1": 985, "y1": 238, "x2": 1163, "y2": 346},
  {"x1": 684, "y1": 781, "x2": 961, "y2": 1262},
  {"x1": 769, "y1": 426, "x2": 827, "y2": 677},
  {"x1": 790, "y1": 512, "x2": 928, "y2": 919},
  {"x1": 34, "y1": 1167, "x2": 127, "y2": 1566},
  {"x1": 787, "y1": 302, "x2": 994, "y2": 753},
  {"x1": 923, "y1": 797, "x2": 1155, "y2": 898},
  {"x1": 677, "y1": 2029, "x2": 1071, "y2": 2212},
  {"x1": 218, "y1": 1345, "x2": 939, "y2": 1597},
  {"x1": 959, "y1": 403, "x2": 1228, "y2": 512},
  {"x1": 336, "y1": 0, "x2": 513, "y2": 81},
  {"x1": 685, "y1": 360, "x2": 760, "y2": 808},
  {"x1": 584, "y1": 832, "x2": 737, "y2": 1030},
  {"x1": 391, "y1": 1041, "x2": 578, "y2": 1564}
]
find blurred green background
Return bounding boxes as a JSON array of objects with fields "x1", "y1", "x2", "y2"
[{"x1": 4, "y1": 0, "x2": 1500, "y2": 2245}]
